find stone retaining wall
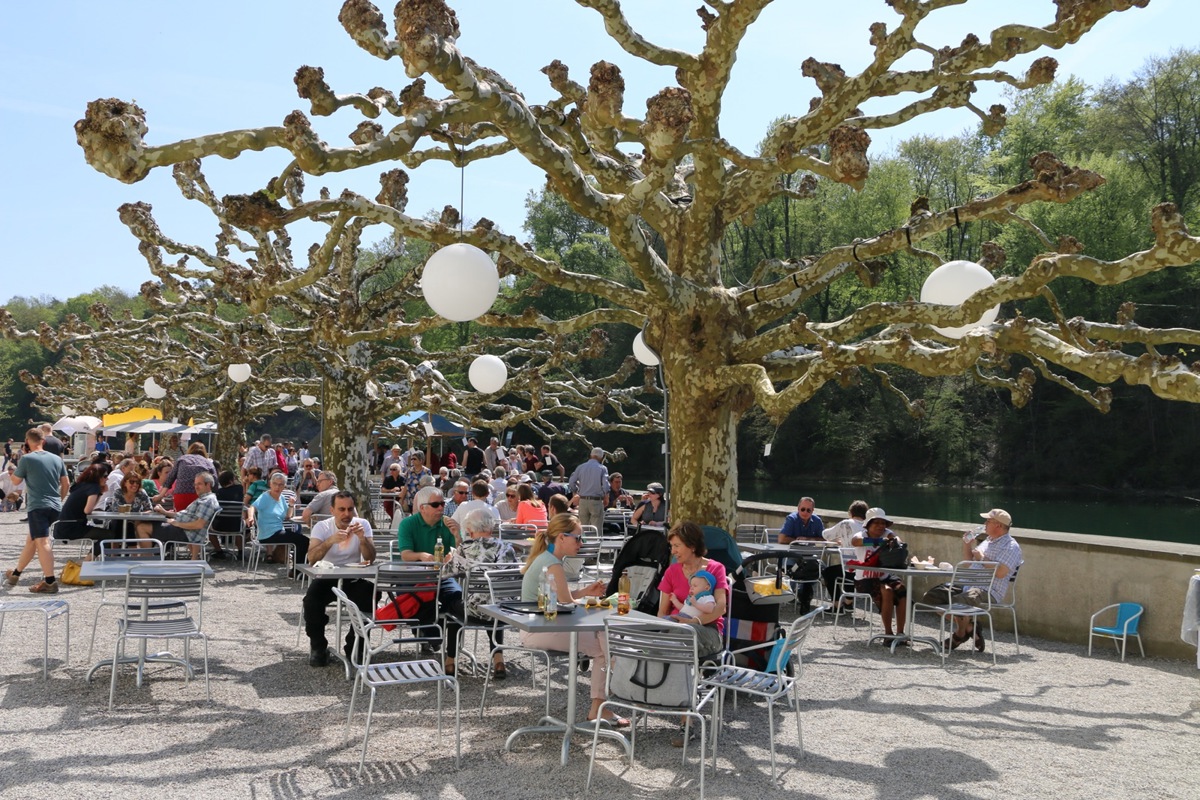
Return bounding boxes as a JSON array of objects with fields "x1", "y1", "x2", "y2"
[{"x1": 736, "y1": 501, "x2": 1200, "y2": 660}]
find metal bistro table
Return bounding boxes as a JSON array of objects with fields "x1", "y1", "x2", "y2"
[
  {"x1": 87, "y1": 510, "x2": 169, "y2": 540},
  {"x1": 862, "y1": 564, "x2": 956, "y2": 653},
  {"x1": 296, "y1": 562, "x2": 380, "y2": 677},
  {"x1": 477, "y1": 603, "x2": 647, "y2": 765},
  {"x1": 80, "y1": 560, "x2": 214, "y2": 683}
]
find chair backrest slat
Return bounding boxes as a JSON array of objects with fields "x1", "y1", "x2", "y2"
[{"x1": 101, "y1": 538, "x2": 166, "y2": 562}]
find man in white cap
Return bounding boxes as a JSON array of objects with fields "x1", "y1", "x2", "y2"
[
  {"x1": 380, "y1": 444, "x2": 403, "y2": 476},
  {"x1": 923, "y1": 508, "x2": 1023, "y2": 653},
  {"x1": 568, "y1": 447, "x2": 609, "y2": 531}
]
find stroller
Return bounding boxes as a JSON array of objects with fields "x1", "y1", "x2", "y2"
[{"x1": 726, "y1": 551, "x2": 808, "y2": 670}]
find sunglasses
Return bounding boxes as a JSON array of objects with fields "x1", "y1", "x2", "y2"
[
  {"x1": 561, "y1": 531, "x2": 582, "y2": 540},
  {"x1": 799, "y1": 507, "x2": 814, "y2": 513},
  {"x1": 506, "y1": 493, "x2": 517, "y2": 498},
  {"x1": 424, "y1": 501, "x2": 445, "y2": 508}
]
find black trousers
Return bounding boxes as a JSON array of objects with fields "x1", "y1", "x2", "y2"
[{"x1": 304, "y1": 577, "x2": 375, "y2": 655}]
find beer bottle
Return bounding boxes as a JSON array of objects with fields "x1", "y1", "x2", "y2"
[{"x1": 617, "y1": 569, "x2": 631, "y2": 615}]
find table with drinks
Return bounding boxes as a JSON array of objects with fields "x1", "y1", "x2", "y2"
[{"x1": 476, "y1": 575, "x2": 641, "y2": 766}]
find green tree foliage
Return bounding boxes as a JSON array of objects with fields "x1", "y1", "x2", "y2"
[{"x1": 1091, "y1": 49, "x2": 1200, "y2": 217}]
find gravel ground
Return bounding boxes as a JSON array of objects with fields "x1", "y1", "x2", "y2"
[{"x1": 0, "y1": 512, "x2": 1197, "y2": 800}]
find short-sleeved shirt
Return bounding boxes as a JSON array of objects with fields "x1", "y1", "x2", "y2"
[
  {"x1": 977, "y1": 533, "x2": 1024, "y2": 602},
  {"x1": 568, "y1": 458, "x2": 609, "y2": 498},
  {"x1": 396, "y1": 512, "x2": 454, "y2": 557},
  {"x1": 779, "y1": 512, "x2": 824, "y2": 543},
  {"x1": 166, "y1": 454, "x2": 215, "y2": 496},
  {"x1": 61, "y1": 480, "x2": 104, "y2": 524},
  {"x1": 42, "y1": 436, "x2": 64, "y2": 456},
  {"x1": 14, "y1": 450, "x2": 67, "y2": 511},
  {"x1": 658, "y1": 559, "x2": 728, "y2": 635},
  {"x1": 242, "y1": 445, "x2": 276, "y2": 474},
  {"x1": 252, "y1": 491, "x2": 291, "y2": 538},
  {"x1": 310, "y1": 515, "x2": 374, "y2": 566},
  {"x1": 305, "y1": 487, "x2": 338, "y2": 517},
  {"x1": 175, "y1": 492, "x2": 220, "y2": 529}
]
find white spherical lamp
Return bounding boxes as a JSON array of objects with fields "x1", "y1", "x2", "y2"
[
  {"x1": 420, "y1": 243, "x2": 499, "y2": 322},
  {"x1": 632, "y1": 331, "x2": 661, "y2": 366},
  {"x1": 468, "y1": 355, "x2": 508, "y2": 394},
  {"x1": 61, "y1": 405, "x2": 75, "y2": 417},
  {"x1": 227, "y1": 363, "x2": 252, "y2": 383},
  {"x1": 300, "y1": 394, "x2": 318, "y2": 407},
  {"x1": 920, "y1": 260, "x2": 1000, "y2": 339},
  {"x1": 281, "y1": 405, "x2": 298, "y2": 412},
  {"x1": 144, "y1": 378, "x2": 167, "y2": 400},
  {"x1": 95, "y1": 398, "x2": 110, "y2": 411}
]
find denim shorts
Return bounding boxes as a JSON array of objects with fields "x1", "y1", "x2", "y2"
[{"x1": 28, "y1": 507, "x2": 61, "y2": 540}]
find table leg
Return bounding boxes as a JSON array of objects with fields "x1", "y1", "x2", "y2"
[{"x1": 502, "y1": 628, "x2": 630, "y2": 763}]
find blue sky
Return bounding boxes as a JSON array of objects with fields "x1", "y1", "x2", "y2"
[{"x1": 2, "y1": 0, "x2": 1196, "y2": 304}]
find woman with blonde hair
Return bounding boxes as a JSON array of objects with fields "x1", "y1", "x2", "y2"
[
  {"x1": 520, "y1": 513, "x2": 625, "y2": 726},
  {"x1": 515, "y1": 482, "x2": 547, "y2": 525}
]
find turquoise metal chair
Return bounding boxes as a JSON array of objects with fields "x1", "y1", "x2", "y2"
[{"x1": 1088, "y1": 602, "x2": 1144, "y2": 661}]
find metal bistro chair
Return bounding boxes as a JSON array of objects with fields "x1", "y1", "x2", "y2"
[
  {"x1": 1089, "y1": 602, "x2": 1145, "y2": 661},
  {"x1": 211, "y1": 500, "x2": 247, "y2": 560},
  {"x1": 478, "y1": 567, "x2": 561, "y2": 719},
  {"x1": 734, "y1": 524, "x2": 767, "y2": 547},
  {"x1": 90, "y1": 538, "x2": 186, "y2": 661},
  {"x1": 992, "y1": 565, "x2": 1021, "y2": 655},
  {"x1": 832, "y1": 547, "x2": 876, "y2": 638},
  {"x1": 371, "y1": 562, "x2": 446, "y2": 661},
  {"x1": 108, "y1": 564, "x2": 210, "y2": 710},
  {"x1": 700, "y1": 606, "x2": 821, "y2": 781},
  {"x1": 587, "y1": 617, "x2": 718, "y2": 800},
  {"x1": 335, "y1": 587, "x2": 460, "y2": 778},
  {"x1": 0, "y1": 596, "x2": 70, "y2": 679},
  {"x1": 912, "y1": 560, "x2": 1001, "y2": 666}
]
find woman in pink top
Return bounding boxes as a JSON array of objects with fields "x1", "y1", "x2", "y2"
[
  {"x1": 514, "y1": 482, "x2": 547, "y2": 525},
  {"x1": 656, "y1": 521, "x2": 728, "y2": 658}
]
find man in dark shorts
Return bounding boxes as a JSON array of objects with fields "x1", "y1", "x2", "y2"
[{"x1": 5, "y1": 427, "x2": 70, "y2": 593}]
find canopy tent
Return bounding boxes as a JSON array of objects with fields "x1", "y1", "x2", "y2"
[
  {"x1": 177, "y1": 422, "x2": 218, "y2": 435},
  {"x1": 52, "y1": 415, "x2": 103, "y2": 433},
  {"x1": 388, "y1": 411, "x2": 471, "y2": 437}
]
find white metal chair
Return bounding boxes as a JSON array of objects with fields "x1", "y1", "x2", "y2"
[
  {"x1": 89, "y1": 538, "x2": 185, "y2": 661},
  {"x1": 588, "y1": 617, "x2": 718, "y2": 800},
  {"x1": 372, "y1": 562, "x2": 446, "y2": 660},
  {"x1": 0, "y1": 597, "x2": 70, "y2": 679},
  {"x1": 700, "y1": 606, "x2": 820, "y2": 780},
  {"x1": 1089, "y1": 602, "x2": 1145, "y2": 661},
  {"x1": 832, "y1": 547, "x2": 876, "y2": 638},
  {"x1": 478, "y1": 567, "x2": 559, "y2": 719},
  {"x1": 912, "y1": 560, "x2": 1000, "y2": 666},
  {"x1": 108, "y1": 564, "x2": 210, "y2": 710},
  {"x1": 734, "y1": 524, "x2": 767, "y2": 546},
  {"x1": 335, "y1": 587, "x2": 460, "y2": 777},
  {"x1": 989, "y1": 565, "x2": 1021, "y2": 654}
]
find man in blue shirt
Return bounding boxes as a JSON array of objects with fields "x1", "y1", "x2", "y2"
[
  {"x1": 779, "y1": 497, "x2": 823, "y2": 544},
  {"x1": 778, "y1": 496, "x2": 823, "y2": 613}
]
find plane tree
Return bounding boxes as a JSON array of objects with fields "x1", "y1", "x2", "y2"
[{"x1": 74, "y1": 0, "x2": 1200, "y2": 529}]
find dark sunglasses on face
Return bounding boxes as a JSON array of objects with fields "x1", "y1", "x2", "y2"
[
  {"x1": 799, "y1": 507, "x2": 813, "y2": 512},
  {"x1": 425, "y1": 501, "x2": 445, "y2": 508}
]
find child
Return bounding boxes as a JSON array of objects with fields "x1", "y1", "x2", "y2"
[
  {"x1": 670, "y1": 570, "x2": 717, "y2": 620},
  {"x1": 243, "y1": 467, "x2": 268, "y2": 504}
]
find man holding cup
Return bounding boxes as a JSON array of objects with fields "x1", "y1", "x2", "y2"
[
  {"x1": 922, "y1": 508, "x2": 1023, "y2": 653},
  {"x1": 303, "y1": 491, "x2": 375, "y2": 667}
]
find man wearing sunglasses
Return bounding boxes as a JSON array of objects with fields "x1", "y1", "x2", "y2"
[
  {"x1": 778, "y1": 496, "x2": 825, "y2": 613},
  {"x1": 395, "y1": 485, "x2": 466, "y2": 673}
]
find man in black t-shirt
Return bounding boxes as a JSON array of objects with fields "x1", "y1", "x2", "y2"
[
  {"x1": 39, "y1": 423, "x2": 64, "y2": 456},
  {"x1": 462, "y1": 437, "x2": 485, "y2": 478}
]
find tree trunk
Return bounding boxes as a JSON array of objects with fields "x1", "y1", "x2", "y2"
[
  {"x1": 319, "y1": 343, "x2": 374, "y2": 514},
  {"x1": 213, "y1": 392, "x2": 248, "y2": 474},
  {"x1": 656, "y1": 299, "x2": 750, "y2": 532}
]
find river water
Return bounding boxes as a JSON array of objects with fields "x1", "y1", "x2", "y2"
[
  {"x1": 619, "y1": 474, "x2": 1197, "y2": 545},
  {"x1": 737, "y1": 481, "x2": 1200, "y2": 545}
]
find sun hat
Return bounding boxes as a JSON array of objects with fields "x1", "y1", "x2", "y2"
[
  {"x1": 864, "y1": 507, "x2": 892, "y2": 527},
  {"x1": 645, "y1": 482, "x2": 665, "y2": 495}
]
